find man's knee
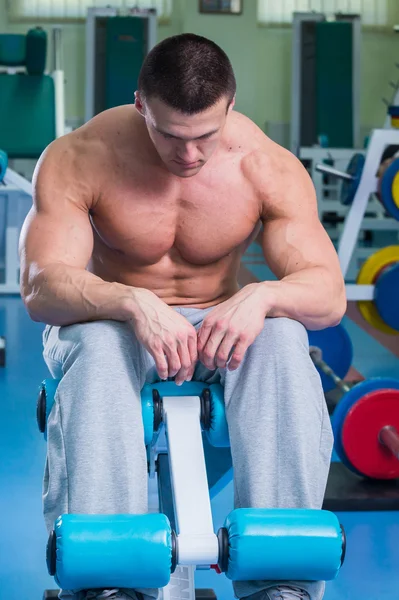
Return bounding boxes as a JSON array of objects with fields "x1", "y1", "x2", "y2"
[
  {"x1": 60, "y1": 319, "x2": 133, "y2": 355},
  {"x1": 258, "y1": 317, "x2": 308, "y2": 351}
]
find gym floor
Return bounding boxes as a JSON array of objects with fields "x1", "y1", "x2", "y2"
[{"x1": 1, "y1": 240, "x2": 399, "y2": 600}]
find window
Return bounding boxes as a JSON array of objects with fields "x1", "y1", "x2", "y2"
[
  {"x1": 8, "y1": 0, "x2": 172, "y2": 21},
  {"x1": 257, "y1": 0, "x2": 389, "y2": 27}
]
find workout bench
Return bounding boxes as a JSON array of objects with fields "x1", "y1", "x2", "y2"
[{"x1": 37, "y1": 379, "x2": 346, "y2": 600}]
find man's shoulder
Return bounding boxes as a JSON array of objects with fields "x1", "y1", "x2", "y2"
[
  {"x1": 46, "y1": 105, "x2": 142, "y2": 172},
  {"x1": 227, "y1": 111, "x2": 286, "y2": 165},
  {"x1": 227, "y1": 113, "x2": 310, "y2": 204},
  {"x1": 74, "y1": 104, "x2": 138, "y2": 147}
]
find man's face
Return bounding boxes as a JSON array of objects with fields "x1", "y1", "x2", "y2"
[{"x1": 135, "y1": 94, "x2": 234, "y2": 177}]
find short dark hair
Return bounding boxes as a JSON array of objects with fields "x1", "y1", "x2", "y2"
[{"x1": 138, "y1": 33, "x2": 236, "y2": 114}]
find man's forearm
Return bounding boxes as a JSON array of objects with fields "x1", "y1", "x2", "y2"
[
  {"x1": 23, "y1": 263, "x2": 138, "y2": 326},
  {"x1": 259, "y1": 266, "x2": 346, "y2": 330}
]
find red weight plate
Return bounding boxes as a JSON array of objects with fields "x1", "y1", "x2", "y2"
[{"x1": 342, "y1": 389, "x2": 399, "y2": 479}]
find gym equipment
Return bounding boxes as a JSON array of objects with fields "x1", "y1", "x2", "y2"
[
  {"x1": 309, "y1": 341, "x2": 399, "y2": 479},
  {"x1": 307, "y1": 323, "x2": 353, "y2": 393},
  {"x1": 0, "y1": 149, "x2": 8, "y2": 181},
  {"x1": 356, "y1": 246, "x2": 399, "y2": 334},
  {"x1": 312, "y1": 128, "x2": 399, "y2": 311},
  {"x1": 0, "y1": 149, "x2": 33, "y2": 293},
  {"x1": 378, "y1": 157, "x2": 399, "y2": 221},
  {"x1": 37, "y1": 379, "x2": 345, "y2": 599},
  {"x1": 291, "y1": 12, "x2": 360, "y2": 154},
  {"x1": 0, "y1": 336, "x2": 6, "y2": 366},
  {"x1": 0, "y1": 27, "x2": 64, "y2": 158},
  {"x1": 316, "y1": 153, "x2": 365, "y2": 206},
  {"x1": 388, "y1": 104, "x2": 399, "y2": 129},
  {"x1": 333, "y1": 378, "x2": 399, "y2": 480},
  {"x1": 85, "y1": 7, "x2": 156, "y2": 122}
]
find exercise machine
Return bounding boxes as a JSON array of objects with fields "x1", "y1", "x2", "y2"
[
  {"x1": 36, "y1": 379, "x2": 345, "y2": 599},
  {"x1": 315, "y1": 126, "x2": 399, "y2": 334},
  {"x1": 291, "y1": 11, "x2": 361, "y2": 155},
  {"x1": 85, "y1": 7, "x2": 157, "y2": 122}
]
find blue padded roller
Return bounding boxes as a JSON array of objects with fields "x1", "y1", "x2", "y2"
[
  {"x1": 140, "y1": 383, "x2": 156, "y2": 446},
  {"x1": 141, "y1": 381, "x2": 213, "y2": 446},
  {"x1": 142, "y1": 381, "x2": 229, "y2": 447},
  {"x1": 51, "y1": 513, "x2": 173, "y2": 590},
  {"x1": 40, "y1": 379, "x2": 230, "y2": 447},
  {"x1": 0, "y1": 149, "x2": 8, "y2": 181},
  {"x1": 205, "y1": 383, "x2": 229, "y2": 447},
  {"x1": 221, "y1": 508, "x2": 344, "y2": 581},
  {"x1": 37, "y1": 378, "x2": 60, "y2": 440}
]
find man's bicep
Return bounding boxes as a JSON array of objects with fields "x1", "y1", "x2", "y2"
[
  {"x1": 19, "y1": 142, "x2": 94, "y2": 285},
  {"x1": 257, "y1": 147, "x2": 340, "y2": 279},
  {"x1": 20, "y1": 202, "x2": 94, "y2": 270},
  {"x1": 261, "y1": 212, "x2": 340, "y2": 280}
]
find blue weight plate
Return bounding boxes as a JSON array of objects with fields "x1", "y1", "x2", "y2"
[
  {"x1": 341, "y1": 153, "x2": 365, "y2": 205},
  {"x1": 375, "y1": 262, "x2": 399, "y2": 331},
  {"x1": 379, "y1": 158, "x2": 399, "y2": 221},
  {"x1": 307, "y1": 324, "x2": 353, "y2": 393},
  {"x1": 332, "y1": 377, "x2": 399, "y2": 475}
]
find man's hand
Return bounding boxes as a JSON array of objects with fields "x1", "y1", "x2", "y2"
[
  {"x1": 197, "y1": 283, "x2": 268, "y2": 371},
  {"x1": 130, "y1": 288, "x2": 198, "y2": 384}
]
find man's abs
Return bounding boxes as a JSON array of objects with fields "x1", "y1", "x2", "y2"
[{"x1": 88, "y1": 204, "x2": 261, "y2": 308}]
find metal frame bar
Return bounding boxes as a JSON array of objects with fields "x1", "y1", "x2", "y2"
[
  {"x1": 339, "y1": 129, "x2": 399, "y2": 273},
  {"x1": 162, "y1": 395, "x2": 218, "y2": 565},
  {"x1": 351, "y1": 15, "x2": 361, "y2": 149},
  {"x1": 290, "y1": 12, "x2": 325, "y2": 155},
  {"x1": 52, "y1": 27, "x2": 66, "y2": 138},
  {"x1": 148, "y1": 396, "x2": 219, "y2": 600}
]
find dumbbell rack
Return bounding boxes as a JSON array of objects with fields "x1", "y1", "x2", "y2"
[
  {"x1": 338, "y1": 129, "x2": 399, "y2": 297},
  {"x1": 300, "y1": 146, "x2": 399, "y2": 281},
  {"x1": 315, "y1": 129, "x2": 399, "y2": 295}
]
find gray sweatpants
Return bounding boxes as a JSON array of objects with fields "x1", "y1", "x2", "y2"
[{"x1": 42, "y1": 307, "x2": 333, "y2": 600}]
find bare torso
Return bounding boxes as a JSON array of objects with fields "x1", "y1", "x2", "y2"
[{"x1": 73, "y1": 106, "x2": 267, "y2": 307}]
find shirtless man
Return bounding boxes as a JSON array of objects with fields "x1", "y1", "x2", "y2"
[{"x1": 19, "y1": 34, "x2": 346, "y2": 600}]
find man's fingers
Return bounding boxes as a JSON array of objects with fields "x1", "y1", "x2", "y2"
[
  {"x1": 197, "y1": 320, "x2": 212, "y2": 352},
  {"x1": 227, "y1": 338, "x2": 249, "y2": 371},
  {"x1": 215, "y1": 332, "x2": 238, "y2": 368},
  {"x1": 175, "y1": 339, "x2": 193, "y2": 385},
  {"x1": 152, "y1": 348, "x2": 169, "y2": 380},
  {"x1": 163, "y1": 344, "x2": 181, "y2": 378},
  {"x1": 200, "y1": 325, "x2": 227, "y2": 369},
  {"x1": 188, "y1": 332, "x2": 198, "y2": 364}
]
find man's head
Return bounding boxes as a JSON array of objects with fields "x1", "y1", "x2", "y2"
[{"x1": 135, "y1": 33, "x2": 236, "y2": 177}]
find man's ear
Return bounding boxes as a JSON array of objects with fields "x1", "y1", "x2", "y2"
[
  {"x1": 228, "y1": 95, "x2": 236, "y2": 112},
  {"x1": 134, "y1": 91, "x2": 145, "y2": 116}
]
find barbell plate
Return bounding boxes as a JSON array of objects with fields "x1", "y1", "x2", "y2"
[
  {"x1": 332, "y1": 377, "x2": 399, "y2": 476},
  {"x1": 307, "y1": 324, "x2": 353, "y2": 393},
  {"x1": 342, "y1": 388, "x2": 399, "y2": 479},
  {"x1": 356, "y1": 246, "x2": 399, "y2": 335},
  {"x1": 340, "y1": 153, "x2": 365, "y2": 206},
  {"x1": 375, "y1": 262, "x2": 399, "y2": 331},
  {"x1": 379, "y1": 158, "x2": 399, "y2": 220},
  {"x1": 392, "y1": 171, "x2": 399, "y2": 208}
]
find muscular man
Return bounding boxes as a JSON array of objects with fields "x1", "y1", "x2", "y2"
[{"x1": 20, "y1": 34, "x2": 346, "y2": 600}]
